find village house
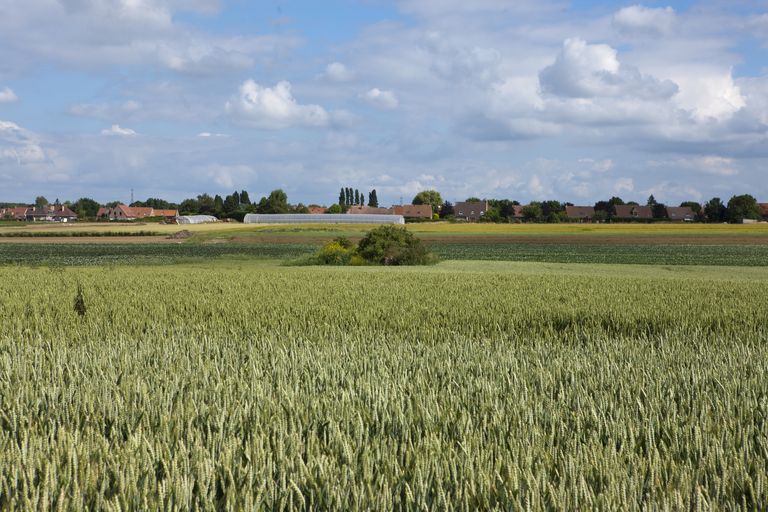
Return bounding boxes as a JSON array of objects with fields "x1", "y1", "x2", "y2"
[
  {"x1": 758, "y1": 203, "x2": 768, "y2": 219},
  {"x1": 613, "y1": 205, "x2": 653, "y2": 220},
  {"x1": 98, "y1": 204, "x2": 178, "y2": 221},
  {"x1": 307, "y1": 206, "x2": 328, "y2": 214},
  {"x1": 346, "y1": 205, "x2": 392, "y2": 215},
  {"x1": 565, "y1": 205, "x2": 595, "y2": 222},
  {"x1": 0, "y1": 207, "x2": 31, "y2": 221},
  {"x1": 25, "y1": 204, "x2": 79, "y2": 222},
  {"x1": 666, "y1": 206, "x2": 695, "y2": 222},
  {"x1": 390, "y1": 204, "x2": 433, "y2": 219},
  {"x1": 454, "y1": 201, "x2": 488, "y2": 221}
]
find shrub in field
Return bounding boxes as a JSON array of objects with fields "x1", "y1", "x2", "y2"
[
  {"x1": 315, "y1": 237, "x2": 355, "y2": 265},
  {"x1": 308, "y1": 227, "x2": 435, "y2": 266},
  {"x1": 356, "y1": 226, "x2": 433, "y2": 265}
]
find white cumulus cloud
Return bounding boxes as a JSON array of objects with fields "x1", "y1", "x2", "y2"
[
  {"x1": 361, "y1": 88, "x2": 399, "y2": 110},
  {"x1": 613, "y1": 5, "x2": 676, "y2": 35},
  {"x1": 539, "y1": 38, "x2": 678, "y2": 100},
  {"x1": 0, "y1": 87, "x2": 18, "y2": 103},
  {"x1": 226, "y1": 80, "x2": 329, "y2": 129},
  {"x1": 101, "y1": 124, "x2": 137, "y2": 136},
  {"x1": 324, "y1": 62, "x2": 354, "y2": 82}
]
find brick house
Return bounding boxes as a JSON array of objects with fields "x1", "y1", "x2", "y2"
[
  {"x1": 565, "y1": 206, "x2": 595, "y2": 222},
  {"x1": 613, "y1": 205, "x2": 653, "y2": 220},
  {"x1": 390, "y1": 204, "x2": 433, "y2": 219},
  {"x1": 0, "y1": 207, "x2": 30, "y2": 220},
  {"x1": 454, "y1": 201, "x2": 488, "y2": 221},
  {"x1": 666, "y1": 206, "x2": 695, "y2": 222},
  {"x1": 26, "y1": 204, "x2": 78, "y2": 222},
  {"x1": 99, "y1": 204, "x2": 178, "y2": 220}
]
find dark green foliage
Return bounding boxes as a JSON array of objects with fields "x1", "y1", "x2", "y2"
[
  {"x1": 412, "y1": 190, "x2": 442, "y2": 215},
  {"x1": 255, "y1": 189, "x2": 290, "y2": 214},
  {"x1": 368, "y1": 189, "x2": 379, "y2": 208},
  {"x1": 73, "y1": 285, "x2": 86, "y2": 317},
  {"x1": 357, "y1": 226, "x2": 432, "y2": 265},
  {"x1": 704, "y1": 197, "x2": 727, "y2": 223},
  {"x1": 726, "y1": 194, "x2": 760, "y2": 223},
  {"x1": 439, "y1": 200, "x2": 454, "y2": 218},
  {"x1": 72, "y1": 197, "x2": 102, "y2": 219}
]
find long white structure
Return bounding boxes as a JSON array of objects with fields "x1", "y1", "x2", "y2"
[
  {"x1": 244, "y1": 213, "x2": 405, "y2": 225},
  {"x1": 176, "y1": 215, "x2": 219, "y2": 224}
]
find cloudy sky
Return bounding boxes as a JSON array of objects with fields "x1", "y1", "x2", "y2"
[{"x1": 1, "y1": 0, "x2": 767, "y2": 206}]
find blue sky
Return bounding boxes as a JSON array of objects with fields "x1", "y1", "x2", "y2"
[{"x1": 1, "y1": 0, "x2": 767, "y2": 206}]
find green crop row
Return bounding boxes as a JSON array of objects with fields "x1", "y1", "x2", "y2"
[
  {"x1": 429, "y1": 243, "x2": 768, "y2": 266},
  {"x1": 2, "y1": 241, "x2": 768, "y2": 266},
  {"x1": 1, "y1": 263, "x2": 766, "y2": 510}
]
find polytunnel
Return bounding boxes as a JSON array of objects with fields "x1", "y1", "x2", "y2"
[
  {"x1": 243, "y1": 214, "x2": 405, "y2": 225},
  {"x1": 175, "y1": 215, "x2": 219, "y2": 224}
]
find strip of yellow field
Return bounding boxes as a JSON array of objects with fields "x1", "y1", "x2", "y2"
[{"x1": 1, "y1": 221, "x2": 767, "y2": 240}]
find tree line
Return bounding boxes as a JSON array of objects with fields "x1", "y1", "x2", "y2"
[{"x1": 4, "y1": 189, "x2": 765, "y2": 224}]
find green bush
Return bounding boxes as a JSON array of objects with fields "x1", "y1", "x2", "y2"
[{"x1": 356, "y1": 225, "x2": 433, "y2": 265}]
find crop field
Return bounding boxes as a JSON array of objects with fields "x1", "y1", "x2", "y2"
[
  {"x1": 1, "y1": 259, "x2": 767, "y2": 510},
  {"x1": 1, "y1": 240, "x2": 768, "y2": 267}
]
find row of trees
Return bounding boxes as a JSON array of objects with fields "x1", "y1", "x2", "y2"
[
  {"x1": 9, "y1": 190, "x2": 765, "y2": 224},
  {"x1": 337, "y1": 187, "x2": 379, "y2": 209},
  {"x1": 404, "y1": 190, "x2": 765, "y2": 223}
]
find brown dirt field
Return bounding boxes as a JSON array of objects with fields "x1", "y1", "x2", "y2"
[{"x1": 0, "y1": 236, "x2": 174, "y2": 244}]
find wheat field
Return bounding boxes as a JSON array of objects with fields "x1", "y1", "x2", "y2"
[{"x1": 1, "y1": 261, "x2": 767, "y2": 510}]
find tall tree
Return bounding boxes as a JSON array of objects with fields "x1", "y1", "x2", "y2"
[
  {"x1": 346, "y1": 187, "x2": 353, "y2": 206},
  {"x1": 368, "y1": 189, "x2": 379, "y2": 208},
  {"x1": 726, "y1": 194, "x2": 760, "y2": 223},
  {"x1": 703, "y1": 197, "x2": 727, "y2": 223},
  {"x1": 412, "y1": 190, "x2": 443, "y2": 215},
  {"x1": 240, "y1": 190, "x2": 251, "y2": 205},
  {"x1": 354, "y1": 189, "x2": 360, "y2": 205},
  {"x1": 72, "y1": 197, "x2": 101, "y2": 219},
  {"x1": 439, "y1": 200, "x2": 454, "y2": 218},
  {"x1": 339, "y1": 188, "x2": 346, "y2": 206},
  {"x1": 646, "y1": 195, "x2": 657, "y2": 207},
  {"x1": 35, "y1": 196, "x2": 49, "y2": 208},
  {"x1": 256, "y1": 189, "x2": 290, "y2": 214}
]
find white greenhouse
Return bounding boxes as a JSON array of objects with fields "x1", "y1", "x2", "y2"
[
  {"x1": 244, "y1": 214, "x2": 405, "y2": 225},
  {"x1": 175, "y1": 215, "x2": 219, "y2": 224}
]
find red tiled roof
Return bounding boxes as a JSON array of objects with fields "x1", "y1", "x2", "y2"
[
  {"x1": 152, "y1": 209, "x2": 179, "y2": 217},
  {"x1": 391, "y1": 204, "x2": 433, "y2": 218},
  {"x1": 614, "y1": 205, "x2": 653, "y2": 219},
  {"x1": 565, "y1": 206, "x2": 595, "y2": 219},
  {"x1": 308, "y1": 206, "x2": 327, "y2": 214},
  {"x1": 346, "y1": 206, "x2": 392, "y2": 215},
  {"x1": 666, "y1": 206, "x2": 695, "y2": 220}
]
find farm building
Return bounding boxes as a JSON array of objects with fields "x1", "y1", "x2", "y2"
[
  {"x1": 390, "y1": 204, "x2": 433, "y2": 219},
  {"x1": 614, "y1": 205, "x2": 653, "y2": 220},
  {"x1": 0, "y1": 207, "x2": 30, "y2": 220},
  {"x1": 454, "y1": 201, "x2": 488, "y2": 221},
  {"x1": 758, "y1": 203, "x2": 768, "y2": 219},
  {"x1": 176, "y1": 215, "x2": 219, "y2": 224},
  {"x1": 307, "y1": 206, "x2": 328, "y2": 214},
  {"x1": 26, "y1": 204, "x2": 78, "y2": 222},
  {"x1": 99, "y1": 204, "x2": 178, "y2": 221},
  {"x1": 565, "y1": 206, "x2": 595, "y2": 222},
  {"x1": 346, "y1": 206, "x2": 391, "y2": 215},
  {"x1": 244, "y1": 214, "x2": 405, "y2": 225},
  {"x1": 666, "y1": 206, "x2": 695, "y2": 222}
]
